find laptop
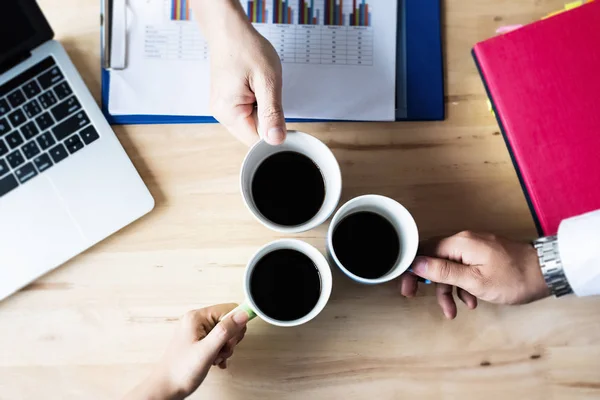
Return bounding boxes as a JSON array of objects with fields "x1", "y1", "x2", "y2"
[{"x1": 0, "y1": 0, "x2": 154, "y2": 300}]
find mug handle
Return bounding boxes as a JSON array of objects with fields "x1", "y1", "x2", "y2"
[{"x1": 220, "y1": 300, "x2": 258, "y2": 322}]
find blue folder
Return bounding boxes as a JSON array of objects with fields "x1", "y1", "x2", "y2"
[{"x1": 101, "y1": 0, "x2": 444, "y2": 125}]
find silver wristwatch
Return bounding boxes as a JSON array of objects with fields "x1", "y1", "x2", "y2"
[{"x1": 533, "y1": 236, "x2": 573, "y2": 297}]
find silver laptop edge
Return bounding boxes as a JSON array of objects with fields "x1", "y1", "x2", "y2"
[{"x1": 0, "y1": 39, "x2": 154, "y2": 301}]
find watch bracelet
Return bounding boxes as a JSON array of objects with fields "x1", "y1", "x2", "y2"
[{"x1": 533, "y1": 236, "x2": 573, "y2": 297}]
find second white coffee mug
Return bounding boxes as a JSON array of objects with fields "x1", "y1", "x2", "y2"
[{"x1": 326, "y1": 195, "x2": 419, "y2": 285}]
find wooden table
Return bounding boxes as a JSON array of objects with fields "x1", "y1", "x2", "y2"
[{"x1": 2, "y1": 1, "x2": 599, "y2": 399}]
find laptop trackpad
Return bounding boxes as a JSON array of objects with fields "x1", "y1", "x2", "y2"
[{"x1": 0, "y1": 177, "x2": 87, "y2": 298}]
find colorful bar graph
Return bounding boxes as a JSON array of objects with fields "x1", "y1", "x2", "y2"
[
  {"x1": 247, "y1": 0, "x2": 268, "y2": 23},
  {"x1": 272, "y1": 0, "x2": 293, "y2": 24},
  {"x1": 324, "y1": 0, "x2": 344, "y2": 26},
  {"x1": 263, "y1": 0, "x2": 267, "y2": 22},
  {"x1": 171, "y1": 0, "x2": 191, "y2": 21},
  {"x1": 244, "y1": 0, "x2": 371, "y2": 26},
  {"x1": 303, "y1": 1, "x2": 307, "y2": 23},
  {"x1": 350, "y1": 0, "x2": 371, "y2": 26},
  {"x1": 329, "y1": 0, "x2": 334, "y2": 25},
  {"x1": 299, "y1": 0, "x2": 318, "y2": 24}
]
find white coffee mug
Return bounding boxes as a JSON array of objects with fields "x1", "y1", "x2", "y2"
[
  {"x1": 326, "y1": 195, "x2": 419, "y2": 285},
  {"x1": 225, "y1": 239, "x2": 333, "y2": 327},
  {"x1": 240, "y1": 130, "x2": 342, "y2": 233}
]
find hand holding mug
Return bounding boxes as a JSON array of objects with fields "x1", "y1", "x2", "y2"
[
  {"x1": 192, "y1": 0, "x2": 286, "y2": 146},
  {"x1": 123, "y1": 304, "x2": 249, "y2": 400},
  {"x1": 398, "y1": 231, "x2": 551, "y2": 319}
]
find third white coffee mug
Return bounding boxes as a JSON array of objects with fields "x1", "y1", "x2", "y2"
[
  {"x1": 225, "y1": 239, "x2": 333, "y2": 327},
  {"x1": 326, "y1": 195, "x2": 419, "y2": 284}
]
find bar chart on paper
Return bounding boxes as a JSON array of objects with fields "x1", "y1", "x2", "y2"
[
  {"x1": 143, "y1": 0, "x2": 208, "y2": 61},
  {"x1": 110, "y1": 0, "x2": 398, "y2": 121},
  {"x1": 246, "y1": 0, "x2": 294, "y2": 24},
  {"x1": 242, "y1": 0, "x2": 375, "y2": 65},
  {"x1": 170, "y1": 0, "x2": 192, "y2": 21},
  {"x1": 245, "y1": 0, "x2": 372, "y2": 25},
  {"x1": 144, "y1": 0, "x2": 375, "y2": 64}
]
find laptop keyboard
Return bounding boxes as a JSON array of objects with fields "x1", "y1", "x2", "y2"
[{"x1": 0, "y1": 56, "x2": 100, "y2": 198}]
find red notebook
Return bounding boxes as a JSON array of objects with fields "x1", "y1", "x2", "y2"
[{"x1": 473, "y1": 1, "x2": 600, "y2": 236}]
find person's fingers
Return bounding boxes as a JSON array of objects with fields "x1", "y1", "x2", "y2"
[
  {"x1": 457, "y1": 288, "x2": 478, "y2": 309},
  {"x1": 411, "y1": 256, "x2": 480, "y2": 292},
  {"x1": 237, "y1": 326, "x2": 247, "y2": 342},
  {"x1": 436, "y1": 283, "x2": 457, "y2": 319},
  {"x1": 180, "y1": 303, "x2": 239, "y2": 342},
  {"x1": 211, "y1": 85, "x2": 260, "y2": 146},
  {"x1": 220, "y1": 334, "x2": 240, "y2": 355},
  {"x1": 212, "y1": 325, "x2": 246, "y2": 366},
  {"x1": 218, "y1": 360, "x2": 227, "y2": 369},
  {"x1": 228, "y1": 330, "x2": 244, "y2": 348},
  {"x1": 227, "y1": 108, "x2": 260, "y2": 147},
  {"x1": 196, "y1": 310, "x2": 249, "y2": 365},
  {"x1": 218, "y1": 342, "x2": 233, "y2": 356},
  {"x1": 253, "y1": 73, "x2": 286, "y2": 145},
  {"x1": 419, "y1": 231, "x2": 493, "y2": 266},
  {"x1": 419, "y1": 235, "x2": 472, "y2": 263},
  {"x1": 218, "y1": 346, "x2": 234, "y2": 361},
  {"x1": 397, "y1": 273, "x2": 418, "y2": 298}
]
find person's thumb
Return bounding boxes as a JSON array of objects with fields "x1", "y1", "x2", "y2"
[
  {"x1": 254, "y1": 75, "x2": 286, "y2": 146},
  {"x1": 411, "y1": 256, "x2": 479, "y2": 291},
  {"x1": 196, "y1": 311, "x2": 249, "y2": 364}
]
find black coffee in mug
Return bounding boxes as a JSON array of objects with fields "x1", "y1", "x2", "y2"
[
  {"x1": 252, "y1": 151, "x2": 325, "y2": 226},
  {"x1": 332, "y1": 211, "x2": 400, "y2": 279},
  {"x1": 250, "y1": 249, "x2": 321, "y2": 321}
]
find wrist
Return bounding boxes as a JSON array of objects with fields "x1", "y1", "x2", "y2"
[
  {"x1": 519, "y1": 243, "x2": 551, "y2": 303},
  {"x1": 133, "y1": 371, "x2": 186, "y2": 400},
  {"x1": 191, "y1": 0, "x2": 252, "y2": 45}
]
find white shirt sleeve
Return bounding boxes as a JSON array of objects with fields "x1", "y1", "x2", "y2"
[{"x1": 557, "y1": 209, "x2": 600, "y2": 297}]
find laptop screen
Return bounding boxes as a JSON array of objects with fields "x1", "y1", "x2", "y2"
[
  {"x1": 0, "y1": 3, "x2": 36, "y2": 53},
  {"x1": 0, "y1": 0, "x2": 53, "y2": 72}
]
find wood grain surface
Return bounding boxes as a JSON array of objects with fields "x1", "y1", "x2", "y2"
[{"x1": 1, "y1": 0, "x2": 599, "y2": 399}]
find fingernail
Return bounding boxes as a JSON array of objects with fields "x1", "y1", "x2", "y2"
[
  {"x1": 266, "y1": 127, "x2": 285, "y2": 144},
  {"x1": 412, "y1": 257, "x2": 428, "y2": 275},
  {"x1": 232, "y1": 311, "x2": 249, "y2": 326}
]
